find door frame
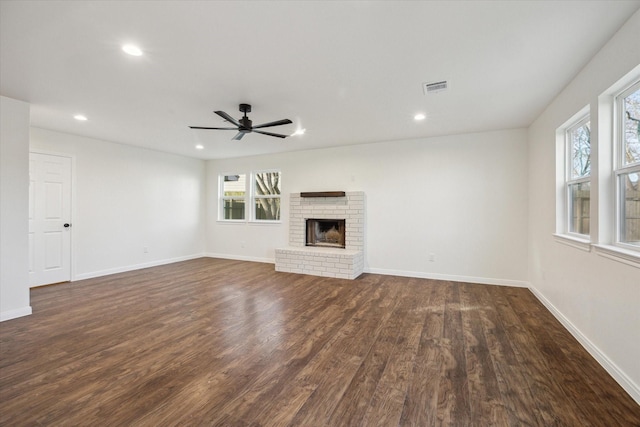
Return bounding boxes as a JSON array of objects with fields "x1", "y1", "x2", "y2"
[{"x1": 29, "y1": 149, "x2": 76, "y2": 284}]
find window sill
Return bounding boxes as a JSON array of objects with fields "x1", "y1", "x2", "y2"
[
  {"x1": 592, "y1": 244, "x2": 640, "y2": 269},
  {"x1": 553, "y1": 233, "x2": 592, "y2": 252},
  {"x1": 216, "y1": 220, "x2": 282, "y2": 225}
]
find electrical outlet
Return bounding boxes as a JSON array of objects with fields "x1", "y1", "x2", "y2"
[
  {"x1": 428, "y1": 253, "x2": 435, "y2": 262},
  {"x1": 241, "y1": 241, "x2": 246, "y2": 248},
  {"x1": 143, "y1": 246, "x2": 149, "y2": 253}
]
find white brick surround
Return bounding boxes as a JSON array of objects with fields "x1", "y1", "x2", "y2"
[{"x1": 275, "y1": 192, "x2": 365, "y2": 279}]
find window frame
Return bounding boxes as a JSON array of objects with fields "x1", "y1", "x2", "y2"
[
  {"x1": 219, "y1": 173, "x2": 247, "y2": 222},
  {"x1": 218, "y1": 170, "x2": 282, "y2": 223},
  {"x1": 251, "y1": 169, "x2": 282, "y2": 222},
  {"x1": 565, "y1": 115, "x2": 592, "y2": 238},
  {"x1": 614, "y1": 80, "x2": 640, "y2": 251}
]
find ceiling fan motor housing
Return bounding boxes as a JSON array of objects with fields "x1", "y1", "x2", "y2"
[{"x1": 239, "y1": 117, "x2": 252, "y2": 131}]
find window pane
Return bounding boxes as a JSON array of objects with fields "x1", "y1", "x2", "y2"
[
  {"x1": 570, "y1": 121, "x2": 591, "y2": 179},
  {"x1": 223, "y1": 199, "x2": 245, "y2": 220},
  {"x1": 255, "y1": 172, "x2": 281, "y2": 196},
  {"x1": 569, "y1": 181, "x2": 590, "y2": 235},
  {"x1": 255, "y1": 198, "x2": 280, "y2": 221},
  {"x1": 620, "y1": 172, "x2": 640, "y2": 246},
  {"x1": 223, "y1": 174, "x2": 246, "y2": 197},
  {"x1": 623, "y1": 86, "x2": 640, "y2": 166}
]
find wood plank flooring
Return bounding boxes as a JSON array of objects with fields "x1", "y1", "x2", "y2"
[{"x1": 1, "y1": 258, "x2": 638, "y2": 426}]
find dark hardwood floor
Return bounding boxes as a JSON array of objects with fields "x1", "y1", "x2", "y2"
[{"x1": 1, "y1": 258, "x2": 638, "y2": 426}]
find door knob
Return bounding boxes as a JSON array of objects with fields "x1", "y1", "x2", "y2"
[{"x1": 64, "y1": 223, "x2": 71, "y2": 228}]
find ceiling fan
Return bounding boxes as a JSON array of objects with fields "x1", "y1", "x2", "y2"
[{"x1": 190, "y1": 104, "x2": 292, "y2": 140}]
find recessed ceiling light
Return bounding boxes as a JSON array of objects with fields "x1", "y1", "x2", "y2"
[
  {"x1": 195, "y1": 144, "x2": 204, "y2": 150},
  {"x1": 74, "y1": 114, "x2": 88, "y2": 121},
  {"x1": 414, "y1": 113, "x2": 426, "y2": 121},
  {"x1": 122, "y1": 44, "x2": 143, "y2": 56},
  {"x1": 292, "y1": 128, "x2": 306, "y2": 136}
]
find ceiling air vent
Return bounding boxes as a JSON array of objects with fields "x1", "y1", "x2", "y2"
[{"x1": 423, "y1": 80, "x2": 448, "y2": 95}]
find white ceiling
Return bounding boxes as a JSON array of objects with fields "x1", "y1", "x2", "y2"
[{"x1": 2, "y1": 1, "x2": 639, "y2": 160}]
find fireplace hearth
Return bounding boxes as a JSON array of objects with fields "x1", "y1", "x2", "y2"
[{"x1": 306, "y1": 219, "x2": 346, "y2": 248}]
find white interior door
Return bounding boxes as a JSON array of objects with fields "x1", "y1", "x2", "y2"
[{"x1": 29, "y1": 152, "x2": 72, "y2": 287}]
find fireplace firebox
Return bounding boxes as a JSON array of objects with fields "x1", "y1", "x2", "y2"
[{"x1": 306, "y1": 219, "x2": 346, "y2": 248}]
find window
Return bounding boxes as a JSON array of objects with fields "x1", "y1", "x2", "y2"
[
  {"x1": 218, "y1": 170, "x2": 281, "y2": 222},
  {"x1": 615, "y1": 80, "x2": 640, "y2": 248},
  {"x1": 566, "y1": 116, "x2": 591, "y2": 236},
  {"x1": 220, "y1": 174, "x2": 246, "y2": 220},
  {"x1": 557, "y1": 67, "x2": 640, "y2": 265},
  {"x1": 253, "y1": 171, "x2": 281, "y2": 221}
]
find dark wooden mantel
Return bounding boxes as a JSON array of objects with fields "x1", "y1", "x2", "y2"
[{"x1": 300, "y1": 191, "x2": 346, "y2": 198}]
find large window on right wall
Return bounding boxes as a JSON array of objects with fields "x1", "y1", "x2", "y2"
[
  {"x1": 616, "y1": 80, "x2": 640, "y2": 248},
  {"x1": 557, "y1": 69, "x2": 640, "y2": 265}
]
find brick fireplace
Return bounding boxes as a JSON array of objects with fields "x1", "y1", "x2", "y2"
[{"x1": 275, "y1": 191, "x2": 364, "y2": 279}]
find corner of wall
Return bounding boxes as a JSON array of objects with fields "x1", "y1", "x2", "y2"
[{"x1": 0, "y1": 96, "x2": 31, "y2": 321}]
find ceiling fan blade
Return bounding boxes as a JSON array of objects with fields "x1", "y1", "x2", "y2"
[
  {"x1": 214, "y1": 110, "x2": 241, "y2": 127},
  {"x1": 253, "y1": 130, "x2": 289, "y2": 138},
  {"x1": 232, "y1": 132, "x2": 246, "y2": 140},
  {"x1": 189, "y1": 126, "x2": 238, "y2": 130},
  {"x1": 252, "y1": 119, "x2": 293, "y2": 129}
]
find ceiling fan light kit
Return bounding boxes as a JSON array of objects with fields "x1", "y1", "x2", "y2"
[{"x1": 190, "y1": 104, "x2": 292, "y2": 140}]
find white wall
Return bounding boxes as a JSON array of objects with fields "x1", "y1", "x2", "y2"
[
  {"x1": 528, "y1": 11, "x2": 640, "y2": 401},
  {"x1": 0, "y1": 96, "x2": 32, "y2": 321},
  {"x1": 207, "y1": 128, "x2": 529, "y2": 286},
  {"x1": 30, "y1": 128, "x2": 206, "y2": 279}
]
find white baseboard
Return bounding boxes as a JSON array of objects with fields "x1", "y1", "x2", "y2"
[
  {"x1": 365, "y1": 267, "x2": 529, "y2": 288},
  {"x1": 203, "y1": 256, "x2": 529, "y2": 289},
  {"x1": 74, "y1": 253, "x2": 206, "y2": 281},
  {"x1": 0, "y1": 305, "x2": 32, "y2": 322},
  {"x1": 529, "y1": 286, "x2": 640, "y2": 405},
  {"x1": 205, "y1": 253, "x2": 275, "y2": 264},
  {"x1": 200, "y1": 256, "x2": 528, "y2": 288}
]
